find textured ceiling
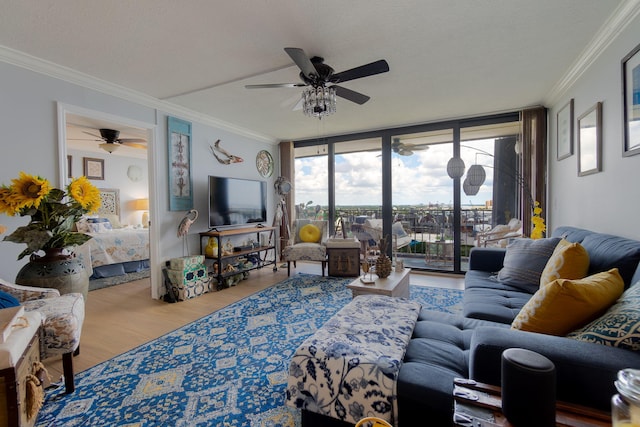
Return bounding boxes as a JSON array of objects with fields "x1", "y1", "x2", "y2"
[{"x1": 0, "y1": 0, "x2": 627, "y2": 141}]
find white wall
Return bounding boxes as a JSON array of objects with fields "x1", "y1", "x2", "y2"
[
  {"x1": 0, "y1": 61, "x2": 277, "y2": 298},
  {"x1": 548, "y1": 13, "x2": 640, "y2": 240},
  {"x1": 153, "y1": 114, "x2": 278, "y2": 264}
]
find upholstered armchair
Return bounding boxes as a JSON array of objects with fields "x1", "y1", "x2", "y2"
[
  {"x1": 282, "y1": 219, "x2": 328, "y2": 276},
  {"x1": 0, "y1": 278, "x2": 85, "y2": 394}
]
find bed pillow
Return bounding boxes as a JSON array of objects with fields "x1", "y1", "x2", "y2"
[
  {"x1": 75, "y1": 218, "x2": 90, "y2": 233},
  {"x1": 86, "y1": 218, "x2": 113, "y2": 233},
  {"x1": 100, "y1": 214, "x2": 122, "y2": 229},
  {"x1": 497, "y1": 237, "x2": 561, "y2": 293},
  {"x1": 0, "y1": 290, "x2": 20, "y2": 308},
  {"x1": 567, "y1": 283, "x2": 640, "y2": 351},
  {"x1": 511, "y1": 268, "x2": 624, "y2": 336},
  {"x1": 539, "y1": 238, "x2": 590, "y2": 286}
]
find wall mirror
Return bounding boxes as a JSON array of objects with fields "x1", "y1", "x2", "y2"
[{"x1": 577, "y1": 102, "x2": 602, "y2": 177}]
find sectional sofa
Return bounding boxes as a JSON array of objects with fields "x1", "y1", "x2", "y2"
[{"x1": 302, "y1": 226, "x2": 640, "y2": 426}]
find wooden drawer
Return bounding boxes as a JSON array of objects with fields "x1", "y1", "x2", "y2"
[
  {"x1": 327, "y1": 247, "x2": 361, "y2": 277},
  {"x1": 0, "y1": 332, "x2": 41, "y2": 427}
]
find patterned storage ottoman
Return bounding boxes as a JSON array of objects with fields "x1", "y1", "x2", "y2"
[
  {"x1": 165, "y1": 257, "x2": 213, "y2": 301},
  {"x1": 285, "y1": 295, "x2": 421, "y2": 426}
]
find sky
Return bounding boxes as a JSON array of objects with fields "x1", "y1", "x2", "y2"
[{"x1": 294, "y1": 138, "x2": 498, "y2": 209}]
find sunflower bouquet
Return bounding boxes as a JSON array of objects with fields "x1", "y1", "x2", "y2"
[
  {"x1": 531, "y1": 201, "x2": 546, "y2": 239},
  {"x1": 0, "y1": 172, "x2": 101, "y2": 260}
]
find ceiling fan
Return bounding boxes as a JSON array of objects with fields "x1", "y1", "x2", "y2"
[
  {"x1": 392, "y1": 138, "x2": 430, "y2": 156},
  {"x1": 245, "y1": 47, "x2": 389, "y2": 115},
  {"x1": 71, "y1": 128, "x2": 147, "y2": 153}
]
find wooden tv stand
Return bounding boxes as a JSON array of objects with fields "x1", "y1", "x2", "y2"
[{"x1": 199, "y1": 226, "x2": 277, "y2": 289}]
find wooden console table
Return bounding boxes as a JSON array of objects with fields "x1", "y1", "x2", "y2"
[{"x1": 452, "y1": 378, "x2": 610, "y2": 427}]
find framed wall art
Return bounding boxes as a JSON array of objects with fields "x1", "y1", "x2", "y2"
[
  {"x1": 622, "y1": 42, "x2": 640, "y2": 156},
  {"x1": 556, "y1": 98, "x2": 573, "y2": 160},
  {"x1": 97, "y1": 188, "x2": 120, "y2": 217},
  {"x1": 167, "y1": 116, "x2": 193, "y2": 211},
  {"x1": 83, "y1": 157, "x2": 104, "y2": 180},
  {"x1": 67, "y1": 155, "x2": 73, "y2": 178},
  {"x1": 577, "y1": 102, "x2": 602, "y2": 177}
]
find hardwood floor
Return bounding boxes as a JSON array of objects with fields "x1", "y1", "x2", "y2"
[{"x1": 43, "y1": 263, "x2": 464, "y2": 384}]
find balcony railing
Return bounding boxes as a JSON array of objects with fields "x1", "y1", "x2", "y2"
[{"x1": 297, "y1": 205, "x2": 499, "y2": 272}]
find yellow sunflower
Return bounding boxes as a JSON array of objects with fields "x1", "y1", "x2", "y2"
[
  {"x1": 68, "y1": 176, "x2": 101, "y2": 212},
  {"x1": 9, "y1": 172, "x2": 51, "y2": 210},
  {"x1": 0, "y1": 187, "x2": 20, "y2": 215}
]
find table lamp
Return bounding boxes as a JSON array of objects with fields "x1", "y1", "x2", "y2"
[{"x1": 134, "y1": 198, "x2": 149, "y2": 227}]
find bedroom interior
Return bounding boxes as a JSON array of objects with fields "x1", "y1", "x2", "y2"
[
  {"x1": 0, "y1": 1, "x2": 639, "y2": 426},
  {"x1": 63, "y1": 110, "x2": 153, "y2": 289}
]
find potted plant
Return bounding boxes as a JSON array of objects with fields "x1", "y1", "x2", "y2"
[{"x1": 0, "y1": 172, "x2": 101, "y2": 298}]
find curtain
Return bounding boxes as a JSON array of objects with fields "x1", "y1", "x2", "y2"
[{"x1": 521, "y1": 106, "x2": 547, "y2": 237}]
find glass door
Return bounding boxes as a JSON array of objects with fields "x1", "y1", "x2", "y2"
[{"x1": 292, "y1": 112, "x2": 524, "y2": 274}]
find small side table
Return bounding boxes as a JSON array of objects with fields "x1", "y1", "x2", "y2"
[
  {"x1": 0, "y1": 311, "x2": 43, "y2": 427},
  {"x1": 326, "y1": 237, "x2": 361, "y2": 277},
  {"x1": 347, "y1": 267, "x2": 410, "y2": 299},
  {"x1": 452, "y1": 378, "x2": 610, "y2": 427}
]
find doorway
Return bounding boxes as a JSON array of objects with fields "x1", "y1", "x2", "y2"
[{"x1": 56, "y1": 103, "x2": 158, "y2": 297}]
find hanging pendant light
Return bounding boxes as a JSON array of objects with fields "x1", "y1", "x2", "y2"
[
  {"x1": 467, "y1": 164, "x2": 486, "y2": 186},
  {"x1": 446, "y1": 157, "x2": 466, "y2": 179},
  {"x1": 463, "y1": 177, "x2": 480, "y2": 196},
  {"x1": 302, "y1": 86, "x2": 336, "y2": 118}
]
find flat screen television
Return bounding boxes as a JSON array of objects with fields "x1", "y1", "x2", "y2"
[{"x1": 208, "y1": 176, "x2": 267, "y2": 228}]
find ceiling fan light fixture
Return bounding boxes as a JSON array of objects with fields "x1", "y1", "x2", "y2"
[
  {"x1": 302, "y1": 86, "x2": 336, "y2": 118},
  {"x1": 99, "y1": 142, "x2": 119, "y2": 153}
]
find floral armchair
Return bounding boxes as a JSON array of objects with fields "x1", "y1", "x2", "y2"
[
  {"x1": 282, "y1": 220, "x2": 328, "y2": 276},
  {"x1": 0, "y1": 278, "x2": 85, "y2": 394}
]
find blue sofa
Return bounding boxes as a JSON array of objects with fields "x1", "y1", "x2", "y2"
[
  {"x1": 396, "y1": 226, "x2": 640, "y2": 425},
  {"x1": 302, "y1": 226, "x2": 640, "y2": 426}
]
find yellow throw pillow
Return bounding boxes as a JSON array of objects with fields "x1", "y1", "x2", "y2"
[
  {"x1": 539, "y1": 238, "x2": 590, "y2": 286},
  {"x1": 299, "y1": 224, "x2": 322, "y2": 243},
  {"x1": 511, "y1": 268, "x2": 624, "y2": 336}
]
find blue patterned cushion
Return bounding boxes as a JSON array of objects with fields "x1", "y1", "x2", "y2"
[
  {"x1": 567, "y1": 283, "x2": 640, "y2": 351},
  {"x1": 0, "y1": 290, "x2": 20, "y2": 308},
  {"x1": 497, "y1": 237, "x2": 561, "y2": 293}
]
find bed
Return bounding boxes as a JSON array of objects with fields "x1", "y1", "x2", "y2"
[{"x1": 75, "y1": 188, "x2": 150, "y2": 279}]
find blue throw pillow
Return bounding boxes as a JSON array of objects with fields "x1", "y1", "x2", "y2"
[
  {"x1": 0, "y1": 290, "x2": 20, "y2": 308},
  {"x1": 567, "y1": 283, "x2": 640, "y2": 351},
  {"x1": 497, "y1": 237, "x2": 561, "y2": 293}
]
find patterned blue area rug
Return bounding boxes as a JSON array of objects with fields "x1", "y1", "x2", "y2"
[{"x1": 37, "y1": 274, "x2": 463, "y2": 427}]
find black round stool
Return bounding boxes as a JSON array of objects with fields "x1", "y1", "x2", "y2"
[{"x1": 501, "y1": 348, "x2": 556, "y2": 427}]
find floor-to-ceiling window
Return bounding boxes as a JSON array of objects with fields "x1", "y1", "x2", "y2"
[{"x1": 292, "y1": 111, "x2": 529, "y2": 274}]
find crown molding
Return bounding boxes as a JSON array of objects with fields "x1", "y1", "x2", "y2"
[
  {"x1": 0, "y1": 45, "x2": 276, "y2": 144},
  {"x1": 544, "y1": 0, "x2": 640, "y2": 107}
]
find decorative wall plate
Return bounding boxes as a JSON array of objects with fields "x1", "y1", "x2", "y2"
[
  {"x1": 256, "y1": 150, "x2": 274, "y2": 177},
  {"x1": 127, "y1": 165, "x2": 143, "y2": 182}
]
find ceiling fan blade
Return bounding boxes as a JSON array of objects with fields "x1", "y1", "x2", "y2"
[
  {"x1": 330, "y1": 59, "x2": 389, "y2": 83},
  {"x1": 284, "y1": 47, "x2": 317, "y2": 79},
  {"x1": 245, "y1": 83, "x2": 306, "y2": 89},
  {"x1": 118, "y1": 138, "x2": 147, "y2": 143},
  {"x1": 333, "y1": 85, "x2": 370, "y2": 105},
  {"x1": 82, "y1": 131, "x2": 102, "y2": 139},
  {"x1": 120, "y1": 142, "x2": 147, "y2": 150}
]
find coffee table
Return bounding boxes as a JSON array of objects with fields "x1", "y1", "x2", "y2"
[{"x1": 346, "y1": 267, "x2": 410, "y2": 298}]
